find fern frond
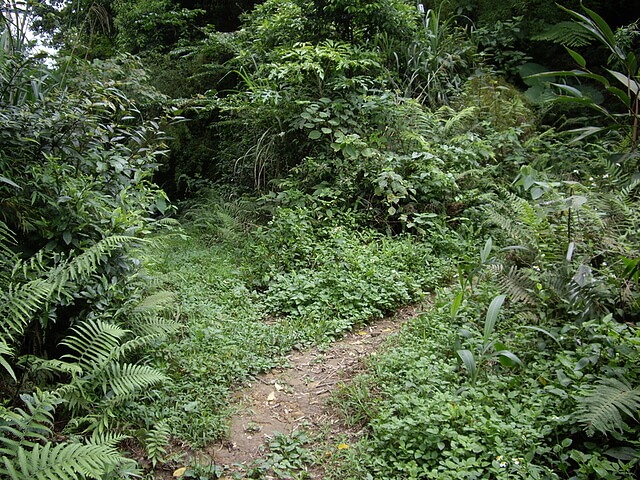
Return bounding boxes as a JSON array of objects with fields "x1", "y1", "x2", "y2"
[
  {"x1": 24, "y1": 357, "x2": 84, "y2": 378},
  {"x1": 144, "y1": 421, "x2": 171, "y2": 467},
  {"x1": 0, "y1": 220, "x2": 16, "y2": 263},
  {"x1": 127, "y1": 315, "x2": 181, "y2": 338},
  {"x1": 486, "y1": 210, "x2": 534, "y2": 249},
  {"x1": 576, "y1": 377, "x2": 640, "y2": 436},
  {"x1": 0, "y1": 279, "x2": 53, "y2": 341},
  {"x1": 0, "y1": 391, "x2": 60, "y2": 454},
  {"x1": 490, "y1": 264, "x2": 538, "y2": 305},
  {"x1": 105, "y1": 363, "x2": 166, "y2": 398},
  {"x1": 0, "y1": 441, "x2": 129, "y2": 480},
  {"x1": 442, "y1": 106, "x2": 479, "y2": 134},
  {"x1": 60, "y1": 319, "x2": 130, "y2": 371},
  {"x1": 132, "y1": 291, "x2": 176, "y2": 313},
  {"x1": 533, "y1": 21, "x2": 593, "y2": 47},
  {"x1": 567, "y1": 265, "x2": 609, "y2": 320},
  {"x1": 87, "y1": 431, "x2": 130, "y2": 448},
  {"x1": 0, "y1": 340, "x2": 16, "y2": 381},
  {"x1": 50, "y1": 235, "x2": 142, "y2": 294}
]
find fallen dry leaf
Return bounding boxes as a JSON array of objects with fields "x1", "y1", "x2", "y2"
[
  {"x1": 173, "y1": 466, "x2": 187, "y2": 477},
  {"x1": 267, "y1": 391, "x2": 276, "y2": 402}
]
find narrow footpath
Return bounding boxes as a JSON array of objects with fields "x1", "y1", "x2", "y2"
[{"x1": 172, "y1": 305, "x2": 424, "y2": 479}]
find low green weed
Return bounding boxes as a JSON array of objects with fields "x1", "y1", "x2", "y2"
[
  {"x1": 139, "y1": 198, "x2": 449, "y2": 447},
  {"x1": 248, "y1": 205, "x2": 451, "y2": 340},
  {"x1": 326, "y1": 294, "x2": 640, "y2": 479},
  {"x1": 244, "y1": 431, "x2": 316, "y2": 480}
]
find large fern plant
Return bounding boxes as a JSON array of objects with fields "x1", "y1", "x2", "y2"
[
  {"x1": 55, "y1": 317, "x2": 173, "y2": 433},
  {"x1": 1, "y1": 220, "x2": 179, "y2": 474},
  {"x1": 0, "y1": 226, "x2": 140, "y2": 379},
  {"x1": 575, "y1": 377, "x2": 640, "y2": 437},
  {"x1": 0, "y1": 391, "x2": 141, "y2": 479}
]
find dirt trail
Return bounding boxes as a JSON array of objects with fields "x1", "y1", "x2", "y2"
[{"x1": 199, "y1": 305, "x2": 422, "y2": 477}]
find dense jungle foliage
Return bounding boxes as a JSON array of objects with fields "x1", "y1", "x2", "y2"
[{"x1": 1, "y1": 0, "x2": 640, "y2": 478}]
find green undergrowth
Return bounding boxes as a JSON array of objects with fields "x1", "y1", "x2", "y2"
[
  {"x1": 139, "y1": 197, "x2": 453, "y2": 446},
  {"x1": 323, "y1": 289, "x2": 640, "y2": 479}
]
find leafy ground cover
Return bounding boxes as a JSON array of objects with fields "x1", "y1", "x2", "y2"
[{"x1": 139, "y1": 197, "x2": 450, "y2": 450}]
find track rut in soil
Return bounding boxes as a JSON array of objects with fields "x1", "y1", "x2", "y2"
[{"x1": 198, "y1": 305, "x2": 424, "y2": 478}]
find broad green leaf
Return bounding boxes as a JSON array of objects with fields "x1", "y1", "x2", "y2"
[
  {"x1": 531, "y1": 186, "x2": 544, "y2": 200},
  {"x1": 581, "y1": 5, "x2": 619, "y2": 54},
  {"x1": 565, "y1": 47, "x2": 586, "y2": 68},
  {"x1": 607, "y1": 69, "x2": 640, "y2": 95},
  {"x1": 566, "y1": 195, "x2": 588, "y2": 209},
  {"x1": 604, "y1": 446, "x2": 640, "y2": 461},
  {"x1": 480, "y1": 237, "x2": 492, "y2": 264},
  {"x1": 606, "y1": 85, "x2": 631, "y2": 107},
  {"x1": 0, "y1": 176, "x2": 20, "y2": 188},
  {"x1": 566, "y1": 126, "x2": 612, "y2": 144},
  {"x1": 553, "y1": 83, "x2": 584, "y2": 97},
  {"x1": 518, "y1": 62, "x2": 553, "y2": 86},
  {"x1": 495, "y1": 350, "x2": 523, "y2": 367},
  {"x1": 0, "y1": 342, "x2": 16, "y2": 381},
  {"x1": 457, "y1": 349, "x2": 477, "y2": 383},
  {"x1": 558, "y1": 5, "x2": 615, "y2": 53},
  {"x1": 308, "y1": 130, "x2": 322, "y2": 140},
  {"x1": 483, "y1": 294, "x2": 506, "y2": 344},
  {"x1": 343, "y1": 144, "x2": 357, "y2": 158},
  {"x1": 521, "y1": 326, "x2": 562, "y2": 346},
  {"x1": 450, "y1": 290, "x2": 463, "y2": 320}
]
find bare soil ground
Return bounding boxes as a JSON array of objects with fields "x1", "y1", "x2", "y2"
[{"x1": 162, "y1": 305, "x2": 425, "y2": 479}]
